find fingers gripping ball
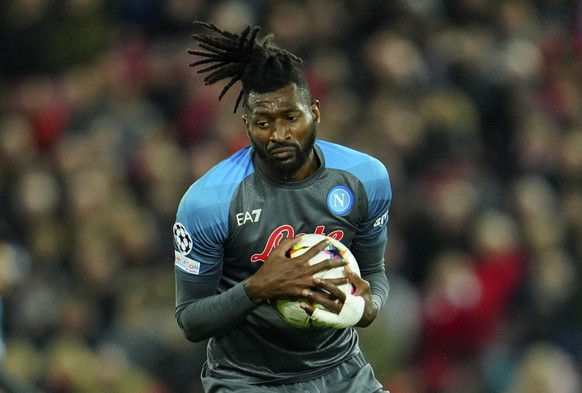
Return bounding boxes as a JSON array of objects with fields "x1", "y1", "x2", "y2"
[
  {"x1": 274, "y1": 234, "x2": 361, "y2": 329},
  {"x1": 310, "y1": 293, "x2": 365, "y2": 328}
]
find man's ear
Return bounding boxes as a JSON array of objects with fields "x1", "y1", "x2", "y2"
[
  {"x1": 242, "y1": 114, "x2": 251, "y2": 137},
  {"x1": 311, "y1": 100, "x2": 321, "y2": 124}
]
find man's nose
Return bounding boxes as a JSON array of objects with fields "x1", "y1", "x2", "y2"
[{"x1": 270, "y1": 120, "x2": 290, "y2": 141}]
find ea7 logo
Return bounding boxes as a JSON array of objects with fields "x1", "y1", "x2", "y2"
[
  {"x1": 373, "y1": 210, "x2": 389, "y2": 228},
  {"x1": 236, "y1": 209, "x2": 262, "y2": 226}
]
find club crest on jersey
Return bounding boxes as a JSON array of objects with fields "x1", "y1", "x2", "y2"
[
  {"x1": 327, "y1": 186, "x2": 354, "y2": 216},
  {"x1": 173, "y1": 223, "x2": 193, "y2": 255}
]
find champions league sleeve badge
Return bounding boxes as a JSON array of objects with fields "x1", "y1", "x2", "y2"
[{"x1": 173, "y1": 223, "x2": 193, "y2": 255}]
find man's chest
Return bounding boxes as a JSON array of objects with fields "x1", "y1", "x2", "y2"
[{"x1": 223, "y1": 172, "x2": 365, "y2": 270}]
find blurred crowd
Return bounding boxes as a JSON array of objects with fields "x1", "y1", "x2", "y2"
[{"x1": 1, "y1": 0, "x2": 581, "y2": 392}]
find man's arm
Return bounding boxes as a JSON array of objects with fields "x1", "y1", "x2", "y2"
[
  {"x1": 175, "y1": 236, "x2": 345, "y2": 342},
  {"x1": 175, "y1": 277, "x2": 258, "y2": 343},
  {"x1": 350, "y1": 230, "x2": 390, "y2": 312}
]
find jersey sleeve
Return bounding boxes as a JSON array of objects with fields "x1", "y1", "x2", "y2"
[
  {"x1": 173, "y1": 182, "x2": 228, "y2": 283},
  {"x1": 324, "y1": 142, "x2": 392, "y2": 310},
  {"x1": 173, "y1": 149, "x2": 260, "y2": 343},
  {"x1": 173, "y1": 148, "x2": 253, "y2": 283},
  {"x1": 319, "y1": 141, "x2": 392, "y2": 309},
  {"x1": 352, "y1": 156, "x2": 391, "y2": 309},
  {"x1": 355, "y1": 155, "x2": 392, "y2": 243}
]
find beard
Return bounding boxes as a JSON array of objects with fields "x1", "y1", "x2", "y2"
[{"x1": 251, "y1": 124, "x2": 317, "y2": 179}]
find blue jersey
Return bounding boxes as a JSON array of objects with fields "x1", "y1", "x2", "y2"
[{"x1": 174, "y1": 140, "x2": 391, "y2": 384}]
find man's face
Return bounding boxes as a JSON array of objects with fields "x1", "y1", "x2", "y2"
[{"x1": 243, "y1": 84, "x2": 320, "y2": 181}]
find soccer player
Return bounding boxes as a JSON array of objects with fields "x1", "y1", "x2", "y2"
[{"x1": 173, "y1": 21, "x2": 392, "y2": 392}]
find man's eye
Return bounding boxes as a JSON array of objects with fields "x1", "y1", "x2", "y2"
[
  {"x1": 288, "y1": 115, "x2": 299, "y2": 122},
  {"x1": 256, "y1": 121, "x2": 269, "y2": 128}
]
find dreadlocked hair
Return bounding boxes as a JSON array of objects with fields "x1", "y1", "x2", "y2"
[{"x1": 188, "y1": 21, "x2": 308, "y2": 112}]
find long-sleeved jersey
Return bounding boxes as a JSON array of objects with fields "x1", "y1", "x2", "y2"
[{"x1": 173, "y1": 140, "x2": 392, "y2": 384}]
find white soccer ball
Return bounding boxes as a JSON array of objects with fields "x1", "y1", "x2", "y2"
[{"x1": 274, "y1": 233, "x2": 360, "y2": 328}]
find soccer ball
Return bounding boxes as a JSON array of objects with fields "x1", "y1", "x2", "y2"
[{"x1": 274, "y1": 233, "x2": 360, "y2": 328}]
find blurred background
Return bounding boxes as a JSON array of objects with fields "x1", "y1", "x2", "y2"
[{"x1": 1, "y1": 0, "x2": 581, "y2": 392}]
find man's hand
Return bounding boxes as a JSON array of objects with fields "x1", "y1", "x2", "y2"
[
  {"x1": 299, "y1": 266, "x2": 379, "y2": 328},
  {"x1": 345, "y1": 267, "x2": 379, "y2": 327},
  {"x1": 243, "y1": 236, "x2": 348, "y2": 304}
]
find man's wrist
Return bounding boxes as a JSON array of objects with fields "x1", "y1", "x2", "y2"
[
  {"x1": 356, "y1": 300, "x2": 379, "y2": 327},
  {"x1": 243, "y1": 277, "x2": 266, "y2": 305}
]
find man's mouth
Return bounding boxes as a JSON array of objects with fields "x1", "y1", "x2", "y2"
[{"x1": 269, "y1": 146, "x2": 295, "y2": 159}]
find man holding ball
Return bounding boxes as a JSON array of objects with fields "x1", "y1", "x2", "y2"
[{"x1": 173, "y1": 21, "x2": 392, "y2": 392}]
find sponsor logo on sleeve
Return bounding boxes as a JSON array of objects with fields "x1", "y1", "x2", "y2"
[
  {"x1": 175, "y1": 251, "x2": 201, "y2": 275},
  {"x1": 373, "y1": 209, "x2": 389, "y2": 228},
  {"x1": 173, "y1": 223, "x2": 193, "y2": 255}
]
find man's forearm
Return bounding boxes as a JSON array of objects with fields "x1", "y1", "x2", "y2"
[
  {"x1": 364, "y1": 270, "x2": 390, "y2": 310},
  {"x1": 175, "y1": 280, "x2": 258, "y2": 342}
]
